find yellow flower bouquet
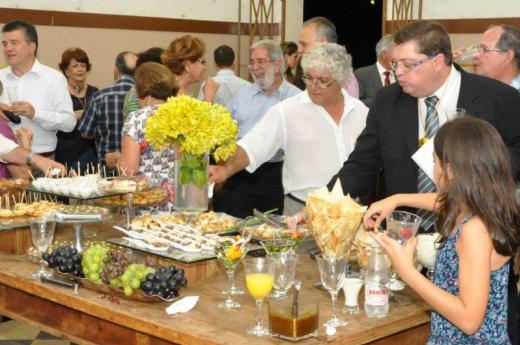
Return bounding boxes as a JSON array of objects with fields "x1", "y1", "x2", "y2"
[{"x1": 145, "y1": 96, "x2": 238, "y2": 186}]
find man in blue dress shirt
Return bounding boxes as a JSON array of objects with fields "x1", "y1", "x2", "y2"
[{"x1": 212, "y1": 40, "x2": 300, "y2": 218}]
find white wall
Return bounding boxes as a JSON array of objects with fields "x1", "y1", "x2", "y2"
[
  {"x1": 387, "y1": 0, "x2": 520, "y2": 20},
  {"x1": 0, "y1": 1, "x2": 304, "y2": 88},
  {"x1": 0, "y1": 0, "x2": 283, "y2": 22}
]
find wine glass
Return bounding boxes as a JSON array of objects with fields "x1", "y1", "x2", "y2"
[
  {"x1": 316, "y1": 255, "x2": 348, "y2": 328},
  {"x1": 243, "y1": 257, "x2": 275, "y2": 336},
  {"x1": 268, "y1": 252, "x2": 298, "y2": 299},
  {"x1": 216, "y1": 239, "x2": 248, "y2": 308},
  {"x1": 416, "y1": 233, "x2": 441, "y2": 280},
  {"x1": 260, "y1": 239, "x2": 295, "y2": 256},
  {"x1": 30, "y1": 217, "x2": 56, "y2": 278}
]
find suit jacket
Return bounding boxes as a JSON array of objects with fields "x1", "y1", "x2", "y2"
[
  {"x1": 330, "y1": 66, "x2": 520, "y2": 204},
  {"x1": 354, "y1": 63, "x2": 383, "y2": 108}
]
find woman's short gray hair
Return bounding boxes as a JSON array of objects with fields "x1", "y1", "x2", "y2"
[{"x1": 301, "y1": 42, "x2": 351, "y2": 85}]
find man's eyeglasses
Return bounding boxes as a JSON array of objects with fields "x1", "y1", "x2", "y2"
[
  {"x1": 390, "y1": 55, "x2": 437, "y2": 73},
  {"x1": 301, "y1": 75, "x2": 336, "y2": 89},
  {"x1": 248, "y1": 59, "x2": 273, "y2": 69},
  {"x1": 475, "y1": 45, "x2": 507, "y2": 54}
]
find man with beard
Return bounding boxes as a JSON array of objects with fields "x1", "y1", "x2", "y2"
[
  {"x1": 210, "y1": 43, "x2": 368, "y2": 215},
  {"x1": 211, "y1": 40, "x2": 300, "y2": 218}
]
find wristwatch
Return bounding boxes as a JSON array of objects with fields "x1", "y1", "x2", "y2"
[{"x1": 26, "y1": 152, "x2": 35, "y2": 166}]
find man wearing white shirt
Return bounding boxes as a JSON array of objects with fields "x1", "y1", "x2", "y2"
[
  {"x1": 209, "y1": 43, "x2": 369, "y2": 215},
  {"x1": 355, "y1": 34, "x2": 396, "y2": 108},
  {"x1": 0, "y1": 21, "x2": 75, "y2": 156},
  {"x1": 198, "y1": 45, "x2": 250, "y2": 106}
]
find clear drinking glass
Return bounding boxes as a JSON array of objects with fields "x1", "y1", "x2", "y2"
[
  {"x1": 268, "y1": 252, "x2": 298, "y2": 299},
  {"x1": 216, "y1": 240, "x2": 248, "y2": 308},
  {"x1": 244, "y1": 257, "x2": 275, "y2": 336},
  {"x1": 342, "y1": 272, "x2": 364, "y2": 315},
  {"x1": 385, "y1": 211, "x2": 422, "y2": 299},
  {"x1": 316, "y1": 255, "x2": 348, "y2": 328},
  {"x1": 386, "y1": 211, "x2": 422, "y2": 244},
  {"x1": 30, "y1": 217, "x2": 56, "y2": 278}
]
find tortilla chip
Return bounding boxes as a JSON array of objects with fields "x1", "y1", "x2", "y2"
[{"x1": 305, "y1": 181, "x2": 367, "y2": 259}]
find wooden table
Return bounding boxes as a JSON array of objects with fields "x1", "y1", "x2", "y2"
[{"x1": 0, "y1": 247, "x2": 431, "y2": 345}]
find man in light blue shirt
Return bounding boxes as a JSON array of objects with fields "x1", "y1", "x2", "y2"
[
  {"x1": 213, "y1": 40, "x2": 300, "y2": 218},
  {"x1": 198, "y1": 45, "x2": 250, "y2": 106}
]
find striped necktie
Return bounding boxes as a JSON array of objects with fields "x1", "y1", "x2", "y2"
[{"x1": 417, "y1": 95, "x2": 439, "y2": 231}]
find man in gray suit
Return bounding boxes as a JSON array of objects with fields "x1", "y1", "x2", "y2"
[{"x1": 354, "y1": 34, "x2": 394, "y2": 108}]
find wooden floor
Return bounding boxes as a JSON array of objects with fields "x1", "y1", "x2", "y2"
[{"x1": 0, "y1": 318, "x2": 69, "y2": 345}]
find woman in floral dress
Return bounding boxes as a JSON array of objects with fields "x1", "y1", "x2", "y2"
[{"x1": 105, "y1": 62, "x2": 178, "y2": 209}]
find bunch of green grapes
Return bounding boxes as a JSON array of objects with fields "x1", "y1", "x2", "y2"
[
  {"x1": 110, "y1": 263, "x2": 155, "y2": 296},
  {"x1": 81, "y1": 244, "x2": 109, "y2": 284}
]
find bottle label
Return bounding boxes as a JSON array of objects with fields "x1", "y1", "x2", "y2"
[{"x1": 365, "y1": 281, "x2": 388, "y2": 306}]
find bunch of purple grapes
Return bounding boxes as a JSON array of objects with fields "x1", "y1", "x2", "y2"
[
  {"x1": 42, "y1": 245, "x2": 83, "y2": 278},
  {"x1": 100, "y1": 251, "x2": 131, "y2": 284},
  {"x1": 140, "y1": 265, "x2": 187, "y2": 299}
]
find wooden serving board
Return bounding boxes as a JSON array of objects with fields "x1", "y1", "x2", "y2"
[{"x1": 54, "y1": 270, "x2": 177, "y2": 303}]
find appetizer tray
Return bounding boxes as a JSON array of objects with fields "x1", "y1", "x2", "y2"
[
  {"x1": 108, "y1": 211, "x2": 242, "y2": 263},
  {"x1": 27, "y1": 175, "x2": 127, "y2": 200}
]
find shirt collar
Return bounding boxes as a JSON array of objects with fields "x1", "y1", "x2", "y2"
[
  {"x1": 7, "y1": 59, "x2": 43, "y2": 78},
  {"x1": 251, "y1": 78, "x2": 292, "y2": 97},
  {"x1": 376, "y1": 61, "x2": 391, "y2": 75},
  {"x1": 116, "y1": 75, "x2": 134, "y2": 84},
  {"x1": 419, "y1": 65, "x2": 460, "y2": 102},
  {"x1": 216, "y1": 69, "x2": 236, "y2": 77},
  {"x1": 300, "y1": 88, "x2": 355, "y2": 122},
  {"x1": 510, "y1": 73, "x2": 520, "y2": 91}
]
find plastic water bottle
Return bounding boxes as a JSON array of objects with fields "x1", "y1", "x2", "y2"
[{"x1": 364, "y1": 241, "x2": 389, "y2": 318}]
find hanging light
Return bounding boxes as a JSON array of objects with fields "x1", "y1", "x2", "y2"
[{"x1": 370, "y1": 0, "x2": 375, "y2": 5}]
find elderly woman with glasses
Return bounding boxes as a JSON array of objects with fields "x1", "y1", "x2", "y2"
[{"x1": 209, "y1": 42, "x2": 369, "y2": 215}]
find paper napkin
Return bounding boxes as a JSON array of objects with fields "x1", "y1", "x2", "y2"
[{"x1": 165, "y1": 296, "x2": 199, "y2": 314}]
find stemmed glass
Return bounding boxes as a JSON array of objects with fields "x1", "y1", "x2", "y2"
[
  {"x1": 216, "y1": 238, "x2": 248, "y2": 308},
  {"x1": 30, "y1": 217, "x2": 56, "y2": 278},
  {"x1": 243, "y1": 257, "x2": 275, "y2": 336},
  {"x1": 416, "y1": 233, "x2": 440, "y2": 280},
  {"x1": 316, "y1": 255, "x2": 348, "y2": 328},
  {"x1": 268, "y1": 252, "x2": 298, "y2": 299}
]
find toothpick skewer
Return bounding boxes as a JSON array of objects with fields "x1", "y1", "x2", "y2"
[{"x1": 27, "y1": 169, "x2": 35, "y2": 181}]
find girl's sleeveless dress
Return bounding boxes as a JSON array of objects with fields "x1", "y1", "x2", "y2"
[{"x1": 427, "y1": 215, "x2": 511, "y2": 345}]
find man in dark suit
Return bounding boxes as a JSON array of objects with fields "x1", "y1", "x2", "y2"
[
  {"x1": 331, "y1": 20, "x2": 520, "y2": 344},
  {"x1": 354, "y1": 34, "x2": 395, "y2": 108}
]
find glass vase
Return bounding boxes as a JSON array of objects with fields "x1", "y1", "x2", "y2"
[{"x1": 173, "y1": 151, "x2": 209, "y2": 213}]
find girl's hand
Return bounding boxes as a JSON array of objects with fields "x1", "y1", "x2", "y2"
[
  {"x1": 363, "y1": 195, "x2": 400, "y2": 229},
  {"x1": 369, "y1": 232, "x2": 417, "y2": 278}
]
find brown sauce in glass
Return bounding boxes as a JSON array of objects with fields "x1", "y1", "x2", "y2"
[{"x1": 269, "y1": 311, "x2": 318, "y2": 338}]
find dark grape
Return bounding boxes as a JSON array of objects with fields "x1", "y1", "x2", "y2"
[{"x1": 140, "y1": 265, "x2": 187, "y2": 299}]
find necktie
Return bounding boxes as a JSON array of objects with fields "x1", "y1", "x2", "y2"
[
  {"x1": 383, "y1": 71, "x2": 391, "y2": 86},
  {"x1": 417, "y1": 95, "x2": 439, "y2": 231}
]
